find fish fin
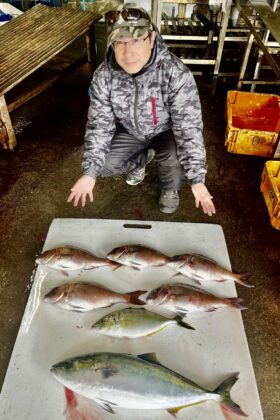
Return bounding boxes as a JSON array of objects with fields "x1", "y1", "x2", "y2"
[
  {"x1": 170, "y1": 272, "x2": 182, "y2": 279},
  {"x1": 171, "y1": 282, "x2": 215, "y2": 297},
  {"x1": 236, "y1": 273, "x2": 254, "y2": 288},
  {"x1": 174, "y1": 283, "x2": 213, "y2": 296},
  {"x1": 127, "y1": 290, "x2": 147, "y2": 305},
  {"x1": 137, "y1": 353, "x2": 163, "y2": 366},
  {"x1": 174, "y1": 315, "x2": 195, "y2": 330},
  {"x1": 165, "y1": 256, "x2": 174, "y2": 264},
  {"x1": 64, "y1": 388, "x2": 107, "y2": 420},
  {"x1": 146, "y1": 325, "x2": 169, "y2": 337},
  {"x1": 215, "y1": 372, "x2": 248, "y2": 417},
  {"x1": 60, "y1": 269, "x2": 69, "y2": 277},
  {"x1": 206, "y1": 308, "x2": 217, "y2": 312},
  {"x1": 168, "y1": 255, "x2": 186, "y2": 268},
  {"x1": 167, "y1": 408, "x2": 178, "y2": 418},
  {"x1": 193, "y1": 279, "x2": 202, "y2": 285},
  {"x1": 167, "y1": 401, "x2": 206, "y2": 418},
  {"x1": 191, "y1": 253, "x2": 216, "y2": 263},
  {"x1": 228, "y1": 297, "x2": 247, "y2": 310},
  {"x1": 112, "y1": 263, "x2": 121, "y2": 271},
  {"x1": 96, "y1": 399, "x2": 117, "y2": 414},
  {"x1": 132, "y1": 265, "x2": 142, "y2": 271},
  {"x1": 176, "y1": 310, "x2": 188, "y2": 317},
  {"x1": 64, "y1": 387, "x2": 77, "y2": 409}
]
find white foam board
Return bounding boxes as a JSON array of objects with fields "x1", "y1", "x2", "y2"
[{"x1": 0, "y1": 218, "x2": 263, "y2": 419}]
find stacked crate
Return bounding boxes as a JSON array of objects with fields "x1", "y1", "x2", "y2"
[
  {"x1": 225, "y1": 90, "x2": 280, "y2": 158},
  {"x1": 260, "y1": 161, "x2": 280, "y2": 230}
]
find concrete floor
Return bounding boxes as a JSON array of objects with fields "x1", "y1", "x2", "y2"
[{"x1": 0, "y1": 66, "x2": 279, "y2": 419}]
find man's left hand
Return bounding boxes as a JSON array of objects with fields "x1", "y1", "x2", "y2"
[{"x1": 191, "y1": 183, "x2": 216, "y2": 216}]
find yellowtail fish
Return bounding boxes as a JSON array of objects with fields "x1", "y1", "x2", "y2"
[
  {"x1": 44, "y1": 282, "x2": 146, "y2": 312},
  {"x1": 91, "y1": 307, "x2": 194, "y2": 338},
  {"x1": 51, "y1": 352, "x2": 247, "y2": 417},
  {"x1": 146, "y1": 283, "x2": 247, "y2": 315},
  {"x1": 167, "y1": 254, "x2": 253, "y2": 288},
  {"x1": 107, "y1": 244, "x2": 171, "y2": 269},
  {"x1": 36, "y1": 246, "x2": 119, "y2": 275}
]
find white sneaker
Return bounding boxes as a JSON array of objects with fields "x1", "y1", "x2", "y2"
[
  {"x1": 126, "y1": 149, "x2": 155, "y2": 186},
  {"x1": 159, "y1": 190, "x2": 179, "y2": 214}
]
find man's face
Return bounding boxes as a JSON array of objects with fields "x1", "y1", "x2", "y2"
[{"x1": 113, "y1": 31, "x2": 156, "y2": 74}]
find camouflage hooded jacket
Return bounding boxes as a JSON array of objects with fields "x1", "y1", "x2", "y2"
[{"x1": 82, "y1": 28, "x2": 207, "y2": 184}]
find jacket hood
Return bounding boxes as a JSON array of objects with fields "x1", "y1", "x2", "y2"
[{"x1": 105, "y1": 25, "x2": 170, "y2": 75}]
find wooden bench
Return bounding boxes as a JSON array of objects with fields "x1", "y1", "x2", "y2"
[{"x1": 0, "y1": 4, "x2": 101, "y2": 150}]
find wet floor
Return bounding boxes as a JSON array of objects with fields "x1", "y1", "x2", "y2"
[{"x1": 0, "y1": 65, "x2": 279, "y2": 419}]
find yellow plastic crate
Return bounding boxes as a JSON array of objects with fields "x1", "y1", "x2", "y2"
[
  {"x1": 260, "y1": 160, "x2": 280, "y2": 230},
  {"x1": 225, "y1": 91, "x2": 280, "y2": 158}
]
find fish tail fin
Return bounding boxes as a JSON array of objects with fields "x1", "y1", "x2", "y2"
[
  {"x1": 228, "y1": 297, "x2": 247, "y2": 310},
  {"x1": 235, "y1": 273, "x2": 254, "y2": 288},
  {"x1": 174, "y1": 316, "x2": 195, "y2": 330},
  {"x1": 215, "y1": 373, "x2": 248, "y2": 417},
  {"x1": 127, "y1": 290, "x2": 147, "y2": 305}
]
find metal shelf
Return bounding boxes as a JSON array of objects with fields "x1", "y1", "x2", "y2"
[
  {"x1": 152, "y1": 0, "x2": 280, "y2": 92},
  {"x1": 152, "y1": 0, "x2": 233, "y2": 94},
  {"x1": 234, "y1": 0, "x2": 280, "y2": 90}
]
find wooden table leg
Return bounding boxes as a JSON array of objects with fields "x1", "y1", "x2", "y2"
[
  {"x1": 0, "y1": 95, "x2": 17, "y2": 150},
  {"x1": 86, "y1": 23, "x2": 98, "y2": 78}
]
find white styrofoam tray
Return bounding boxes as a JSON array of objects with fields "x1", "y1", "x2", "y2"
[
  {"x1": 0, "y1": 3, "x2": 22, "y2": 26},
  {"x1": 0, "y1": 219, "x2": 263, "y2": 419}
]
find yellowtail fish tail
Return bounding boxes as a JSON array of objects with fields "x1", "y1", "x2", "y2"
[
  {"x1": 216, "y1": 373, "x2": 248, "y2": 417},
  {"x1": 236, "y1": 273, "x2": 254, "y2": 288},
  {"x1": 126, "y1": 290, "x2": 147, "y2": 305},
  {"x1": 174, "y1": 316, "x2": 195, "y2": 330},
  {"x1": 228, "y1": 297, "x2": 247, "y2": 310}
]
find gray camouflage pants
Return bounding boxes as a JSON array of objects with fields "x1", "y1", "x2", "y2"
[{"x1": 100, "y1": 128, "x2": 186, "y2": 191}]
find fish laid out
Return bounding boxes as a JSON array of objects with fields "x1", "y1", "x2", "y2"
[
  {"x1": 44, "y1": 282, "x2": 146, "y2": 312},
  {"x1": 91, "y1": 307, "x2": 194, "y2": 338},
  {"x1": 51, "y1": 352, "x2": 247, "y2": 417},
  {"x1": 167, "y1": 254, "x2": 253, "y2": 288},
  {"x1": 107, "y1": 244, "x2": 171, "y2": 269},
  {"x1": 36, "y1": 246, "x2": 118, "y2": 274},
  {"x1": 146, "y1": 283, "x2": 247, "y2": 315},
  {"x1": 106, "y1": 244, "x2": 253, "y2": 287}
]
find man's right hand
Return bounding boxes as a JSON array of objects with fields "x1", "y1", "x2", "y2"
[{"x1": 67, "y1": 175, "x2": 96, "y2": 207}]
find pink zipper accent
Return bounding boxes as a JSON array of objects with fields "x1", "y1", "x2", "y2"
[{"x1": 151, "y1": 96, "x2": 158, "y2": 125}]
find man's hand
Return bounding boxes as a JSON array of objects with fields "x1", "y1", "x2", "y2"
[
  {"x1": 67, "y1": 175, "x2": 96, "y2": 207},
  {"x1": 191, "y1": 183, "x2": 216, "y2": 216}
]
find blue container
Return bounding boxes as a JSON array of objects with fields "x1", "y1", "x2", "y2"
[{"x1": 0, "y1": 11, "x2": 13, "y2": 22}]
